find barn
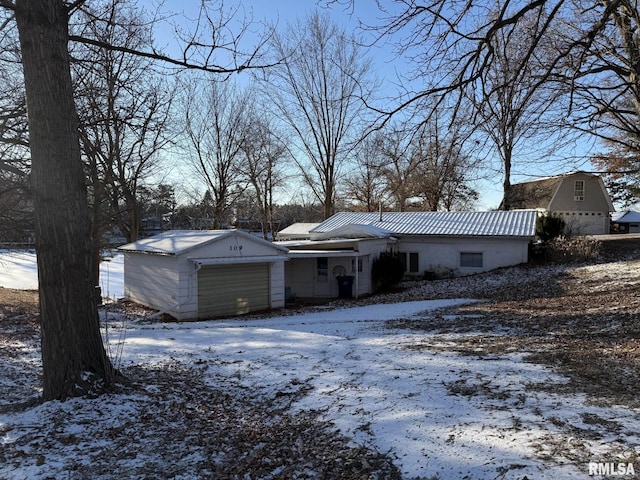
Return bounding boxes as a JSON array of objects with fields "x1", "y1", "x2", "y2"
[{"x1": 119, "y1": 230, "x2": 289, "y2": 320}]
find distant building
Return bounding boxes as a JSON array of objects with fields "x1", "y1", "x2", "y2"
[
  {"x1": 501, "y1": 172, "x2": 614, "y2": 235},
  {"x1": 611, "y1": 210, "x2": 640, "y2": 234}
]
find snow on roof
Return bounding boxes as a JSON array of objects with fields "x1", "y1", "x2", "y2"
[
  {"x1": 118, "y1": 229, "x2": 288, "y2": 256},
  {"x1": 311, "y1": 223, "x2": 394, "y2": 241},
  {"x1": 612, "y1": 210, "x2": 640, "y2": 223},
  {"x1": 118, "y1": 230, "x2": 232, "y2": 255},
  {"x1": 277, "y1": 223, "x2": 320, "y2": 240},
  {"x1": 311, "y1": 210, "x2": 538, "y2": 238}
]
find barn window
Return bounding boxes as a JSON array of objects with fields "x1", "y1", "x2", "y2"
[
  {"x1": 460, "y1": 252, "x2": 483, "y2": 268},
  {"x1": 574, "y1": 180, "x2": 585, "y2": 201}
]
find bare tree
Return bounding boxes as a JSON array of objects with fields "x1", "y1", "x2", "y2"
[
  {"x1": 73, "y1": 0, "x2": 174, "y2": 286},
  {"x1": 10, "y1": 0, "x2": 115, "y2": 400},
  {"x1": 240, "y1": 110, "x2": 287, "y2": 239},
  {"x1": 182, "y1": 79, "x2": 251, "y2": 229},
  {"x1": 411, "y1": 118, "x2": 480, "y2": 211},
  {"x1": 1, "y1": 0, "x2": 274, "y2": 401},
  {"x1": 343, "y1": 133, "x2": 387, "y2": 212},
  {"x1": 469, "y1": 7, "x2": 562, "y2": 210},
  {"x1": 263, "y1": 11, "x2": 375, "y2": 220},
  {"x1": 0, "y1": 10, "x2": 31, "y2": 243},
  {"x1": 377, "y1": 125, "x2": 418, "y2": 211},
  {"x1": 325, "y1": 1, "x2": 640, "y2": 193}
]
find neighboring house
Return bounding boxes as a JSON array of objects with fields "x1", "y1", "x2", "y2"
[
  {"x1": 502, "y1": 171, "x2": 614, "y2": 235},
  {"x1": 277, "y1": 210, "x2": 538, "y2": 299},
  {"x1": 611, "y1": 211, "x2": 640, "y2": 234},
  {"x1": 119, "y1": 230, "x2": 289, "y2": 320},
  {"x1": 276, "y1": 223, "x2": 320, "y2": 241}
]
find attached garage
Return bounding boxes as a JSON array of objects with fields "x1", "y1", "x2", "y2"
[{"x1": 119, "y1": 230, "x2": 288, "y2": 320}]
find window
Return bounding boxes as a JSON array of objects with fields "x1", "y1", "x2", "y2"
[
  {"x1": 316, "y1": 257, "x2": 328, "y2": 282},
  {"x1": 460, "y1": 252, "x2": 483, "y2": 268},
  {"x1": 399, "y1": 252, "x2": 419, "y2": 273},
  {"x1": 574, "y1": 180, "x2": 585, "y2": 201},
  {"x1": 409, "y1": 252, "x2": 419, "y2": 273}
]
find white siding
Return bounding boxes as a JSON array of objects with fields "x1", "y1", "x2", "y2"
[
  {"x1": 397, "y1": 237, "x2": 529, "y2": 277},
  {"x1": 172, "y1": 258, "x2": 199, "y2": 320},
  {"x1": 270, "y1": 261, "x2": 286, "y2": 308},
  {"x1": 187, "y1": 234, "x2": 286, "y2": 259},
  {"x1": 123, "y1": 254, "x2": 180, "y2": 311},
  {"x1": 285, "y1": 258, "x2": 316, "y2": 298},
  {"x1": 122, "y1": 230, "x2": 288, "y2": 320},
  {"x1": 555, "y1": 211, "x2": 609, "y2": 236}
]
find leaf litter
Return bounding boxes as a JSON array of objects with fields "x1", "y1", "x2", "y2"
[{"x1": 1, "y1": 238, "x2": 640, "y2": 479}]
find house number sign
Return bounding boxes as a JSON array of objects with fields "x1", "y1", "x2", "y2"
[{"x1": 230, "y1": 245, "x2": 243, "y2": 251}]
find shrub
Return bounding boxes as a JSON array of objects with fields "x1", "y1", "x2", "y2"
[
  {"x1": 536, "y1": 214, "x2": 565, "y2": 242},
  {"x1": 371, "y1": 251, "x2": 405, "y2": 292},
  {"x1": 530, "y1": 236, "x2": 600, "y2": 264}
]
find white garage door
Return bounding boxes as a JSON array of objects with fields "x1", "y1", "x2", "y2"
[{"x1": 198, "y1": 263, "x2": 270, "y2": 318}]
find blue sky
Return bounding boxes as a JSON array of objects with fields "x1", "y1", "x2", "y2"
[{"x1": 147, "y1": 1, "x2": 599, "y2": 210}]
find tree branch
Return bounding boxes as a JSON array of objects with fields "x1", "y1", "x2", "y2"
[{"x1": 68, "y1": 34, "x2": 278, "y2": 74}]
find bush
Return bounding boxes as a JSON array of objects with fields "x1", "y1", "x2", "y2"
[
  {"x1": 530, "y1": 236, "x2": 600, "y2": 264},
  {"x1": 536, "y1": 214, "x2": 565, "y2": 242},
  {"x1": 371, "y1": 252, "x2": 405, "y2": 292}
]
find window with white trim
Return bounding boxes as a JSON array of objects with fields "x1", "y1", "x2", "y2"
[
  {"x1": 399, "y1": 252, "x2": 420, "y2": 273},
  {"x1": 316, "y1": 257, "x2": 328, "y2": 282},
  {"x1": 574, "y1": 180, "x2": 585, "y2": 201}
]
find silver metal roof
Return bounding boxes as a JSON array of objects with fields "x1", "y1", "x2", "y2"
[{"x1": 311, "y1": 210, "x2": 538, "y2": 238}]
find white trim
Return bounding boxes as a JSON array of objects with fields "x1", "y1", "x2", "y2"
[
  {"x1": 287, "y1": 250, "x2": 368, "y2": 258},
  {"x1": 190, "y1": 255, "x2": 289, "y2": 265}
]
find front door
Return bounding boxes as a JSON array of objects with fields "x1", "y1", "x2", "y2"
[{"x1": 314, "y1": 257, "x2": 331, "y2": 297}]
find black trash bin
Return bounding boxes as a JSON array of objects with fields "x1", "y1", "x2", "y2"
[{"x1": 336, "y1": 275, "x2": 354, "y2": 299}]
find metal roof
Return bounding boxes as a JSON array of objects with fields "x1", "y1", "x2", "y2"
[
  {"x1": 311, "y1": 223, "x2": 394, "y2": 240},
  {"x1": 311, "y1": 210, "x2": 538, "y2": 238}
]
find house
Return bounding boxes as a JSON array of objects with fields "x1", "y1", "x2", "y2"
[
  {"x1": 502, "y1": 172, "x2": 614, "y2": 235},
  {"x1": 118, "y1": 230, "x2": 289, "y2": 320},
  {"x1": 277, "y1": 210, "x2": 538, "y2": 299},
  {"x1": 276, "y1": 223, "x2": 320, "y2": 241},
  {"x1": 611, "y1": 211, "x2": 640, "y2": 234},
  {"x1": 278, "y1": 224, "x2": 394, "y2": 299}
]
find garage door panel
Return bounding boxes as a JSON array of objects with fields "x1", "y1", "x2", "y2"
[{"x1": 198, "y1": 263, "x2": 270, "y2": 318}]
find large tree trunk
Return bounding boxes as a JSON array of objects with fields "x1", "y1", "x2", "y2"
[{"x1": 15, "y1": 0, "x2": 113, "y2": 400}]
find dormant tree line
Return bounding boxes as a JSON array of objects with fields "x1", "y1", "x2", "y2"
[{"x1": 1, "y1": 0, "x2": 640, "y2": 400}]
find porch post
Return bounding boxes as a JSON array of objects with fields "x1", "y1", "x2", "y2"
[{"x1": 354, "y1": 254, "x2": 359, "y2": 299}]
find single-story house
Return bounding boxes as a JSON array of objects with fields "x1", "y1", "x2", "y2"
[
  {"x1": 278, "y1": 224, "x2": 395, "y2": 299},
  {"x1": 501, "y1": 171, "x2": 614, "y2": 235},
  {"x1": 276, "y1": 210, "x2": 538, "y2": 299},
  {"x1": 611, "y1": 210, "x2": 640, "y2": 234},
  {"x1": 119, "y1": 230, "x2": 289, "y2": 320}
]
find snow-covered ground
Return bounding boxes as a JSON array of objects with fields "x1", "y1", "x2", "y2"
[
  {"x1": 0, "y1": 249, "x2": 124, "y2": 298},
  {"x1": 1, "y1": 251, "x2": 639, "y2": 479}
]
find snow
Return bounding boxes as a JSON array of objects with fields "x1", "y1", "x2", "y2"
[
  {"x1": 0, "y1": 250, "x2": 124, "y2": 299},
  {"x1": 1, "y1": 251, "x2": 640, "y2": 479}
]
